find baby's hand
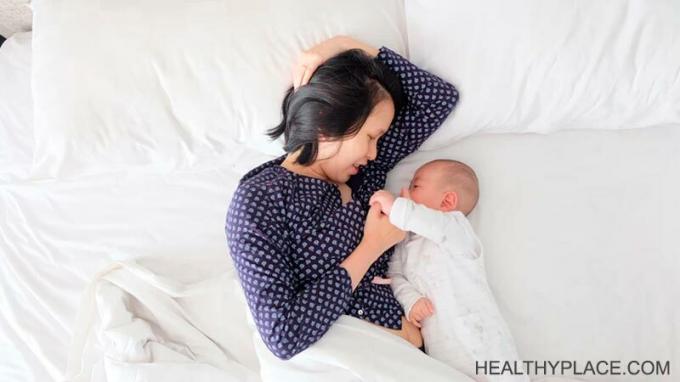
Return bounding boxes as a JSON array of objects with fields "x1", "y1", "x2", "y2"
[
  {"x1": 369, "y1": 190, "x2": 396, "y2": 215},
  {"x1": 407, "y1": 297, "x2": 435, "y2": 328}
]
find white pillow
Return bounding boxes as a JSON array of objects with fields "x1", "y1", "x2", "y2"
[
  {"x1": 30, "y1": 0, "x2": 407, "y2": 178},
  {"x1": 406, "y1": 0, "x2": 680, "y2": 147}
]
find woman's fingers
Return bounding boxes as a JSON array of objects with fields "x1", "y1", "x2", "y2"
[
  {"x1": 369, "y1": 202, "x2": 381, "y2": 216},
  {"x1": 294, "y1": 66, "x2": 308, "y2": 89},
  {"x1": 292, "y1": 64, "x2": 307, "y2": 90},
  {"x1": 301, "y1": 62, "x2": 315, "y2": 87},
  {"x1": 370, "y1": 190, "x2": 385, "y2": 206},
  {"x1": 292, "y1": 51, "x2": 323, "y2": 90}
]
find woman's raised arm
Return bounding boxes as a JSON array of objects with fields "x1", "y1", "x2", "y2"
[
  {"x1": 349, "y1": 46, "x2": 459, "y2": 206},
  {"x1": 370, "y1": 46, "x2": 459, "y2": 171}
]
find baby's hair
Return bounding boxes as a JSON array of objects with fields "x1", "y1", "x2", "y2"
[{"x1": 424, "y1": 159, "x2": 479, "y2": 215}]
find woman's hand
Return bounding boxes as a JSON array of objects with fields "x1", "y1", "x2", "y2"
[
  {"x1": 369, "y1": 190, "x2": 396, "y2": 215},
  {"x1": 340, "y1": 203, "x2": 405, "y2": 291},
  {"x1": 362, "y1": 202, "x2": 406, "y2": 256},
  {"x1": 292, "y1": 35, "x2": 379, "y2": 91}
]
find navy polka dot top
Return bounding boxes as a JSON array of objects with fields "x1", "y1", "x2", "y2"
[{"x1": 226, "y1": 46, "x2": 458, "y2": 360}]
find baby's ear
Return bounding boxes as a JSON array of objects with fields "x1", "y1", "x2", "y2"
[{"x1": 441, "y1": 191, "x2": 458, "y2": 211}]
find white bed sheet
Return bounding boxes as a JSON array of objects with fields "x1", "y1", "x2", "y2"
[
  {"x1": 0, "y1": 31, "x2": 33, "y2": 183},
  {"x1": 2, "y1": 124, "x2": 678, "y2": 381},
  {"x1": 387, "y1": 127, "x2": 680, "y2": 377},
  {"x1": 1, "y1": 15, "x2": 677, "y2": 382},
  {"x1": 0, "y1": 162, "x2": 265, "y2": 381}
]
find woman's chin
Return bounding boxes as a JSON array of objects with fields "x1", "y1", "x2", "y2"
[{"x1": 327, "y1": 172, "x2": 349, "y2": 184}]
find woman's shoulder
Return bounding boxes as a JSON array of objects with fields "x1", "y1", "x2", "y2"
[
  {"x1": 233, "y1": 162, "x2": 292, "y2": 208},
  {"x1": 227, "y1": 161, "x2": 292, "y2": 240}
]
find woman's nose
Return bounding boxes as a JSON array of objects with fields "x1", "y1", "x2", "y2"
[{"x1": 367, "y1": 143, "x2": 378, "y2": 161}]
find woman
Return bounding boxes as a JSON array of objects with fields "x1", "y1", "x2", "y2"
[{"x1": 226, "y1": 35, "x2": 458, "y2": 360}]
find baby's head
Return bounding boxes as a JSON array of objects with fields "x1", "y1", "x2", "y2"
[{"x1": 402, "y1": 159, "x2": 479, "y2": 215}]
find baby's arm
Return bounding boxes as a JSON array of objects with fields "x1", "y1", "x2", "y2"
[
  {"x1": 389, "y1": 197, "x2": 451, "y2": 244},
  {"x1": 386, "y1": 244, "x2": 426, "y2": 320}
]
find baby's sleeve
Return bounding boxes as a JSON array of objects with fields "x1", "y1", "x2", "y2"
[
  {"x1": 389, "y1": 197, "x2": 450, "y2": 244},
  {"x1": 390, "y1": 198, "x2": 479, "y2": 258},
  {"x1": 387, "y1": 242, "x2": 425, "y2": 319}
]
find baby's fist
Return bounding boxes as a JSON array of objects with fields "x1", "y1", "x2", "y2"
[
  {"x1": 407, "y1": 297, "x2": 435, "y2": 328},
  {"x1": 369, "y1": 190, "x2": 396, "y2": 215}
]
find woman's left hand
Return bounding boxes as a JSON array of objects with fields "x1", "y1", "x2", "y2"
[
  {"x1": 292, "y1": 35, "x2": 378, "y2": 91},
  {"x1": 292, "y1": 35, "x2": 348, "y2": 91}
]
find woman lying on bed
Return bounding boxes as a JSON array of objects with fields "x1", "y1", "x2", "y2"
[{"x1": 225, "y1": 35, "x2": 458, "y2": 360}]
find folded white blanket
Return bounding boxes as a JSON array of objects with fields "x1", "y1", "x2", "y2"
[
  {"x1": 65, "y1": 257, "x2": 260, "y2": 382},
  {"x1": 65, "y1": 257, "x2": 473, "y2": 382}
]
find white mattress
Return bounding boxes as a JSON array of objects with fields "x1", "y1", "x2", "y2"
[
  {"x1": 3, "y1": 118, "x2": 679, "y2": 381},
  {"x1": 2, "y1": 8, "x2": 679, "y2": 382}
]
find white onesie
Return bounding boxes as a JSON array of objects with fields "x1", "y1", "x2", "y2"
[{"x1": 387, "y1": 197, "x2": 527, "y2": 382}]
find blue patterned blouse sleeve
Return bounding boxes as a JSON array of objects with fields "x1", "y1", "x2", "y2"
[
  {"x1": 226, "y1": 182, "x2": 353, "y2": 360},
  {"x1": 372, "y1": 46, "x2": 459, "y2": 170}
]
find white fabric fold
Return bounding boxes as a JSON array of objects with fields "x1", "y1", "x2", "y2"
[{"x1": 65, "y1": 256, "x2": 478, "y2": 382}]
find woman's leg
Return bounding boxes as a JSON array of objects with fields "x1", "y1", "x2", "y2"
[{"x1": 370, "y1": 316, "x2": 423, "y2": 348}]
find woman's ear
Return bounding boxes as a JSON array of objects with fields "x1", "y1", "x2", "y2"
[{"x1": 440, "y1": 191, "x2": 458, "y2": 212}]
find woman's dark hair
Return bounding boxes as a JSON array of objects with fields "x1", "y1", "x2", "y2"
[{"x1": 267, "y1": 48, "x2": 406, "y2": 165}]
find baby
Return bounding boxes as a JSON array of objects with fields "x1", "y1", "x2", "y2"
[{"x1": 370, "y1": 159, "x2": 527, "y2": 382}]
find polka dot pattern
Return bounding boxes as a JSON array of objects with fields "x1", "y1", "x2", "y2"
[{"x1": 226, "y1": 46, "x2": 458, "y2": 360}]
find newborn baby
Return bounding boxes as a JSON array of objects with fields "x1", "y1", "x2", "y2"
[{"x1": 370, "y1": 159, "x2": 526, "y2": 382}]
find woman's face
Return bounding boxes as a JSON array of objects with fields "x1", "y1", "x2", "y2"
[{"x1": 316, "y1": 97, "x2": 395, "y2": 184}]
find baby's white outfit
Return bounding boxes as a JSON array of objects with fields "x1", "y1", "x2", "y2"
[{"x1": 387, "y1": 197, "x2": 527, "y2": 382}]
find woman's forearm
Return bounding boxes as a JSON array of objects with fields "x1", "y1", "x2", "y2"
[
  {"x1": 337, "y1": 35, "x2": 379, "y2": 58},
  {"x1": 340, "y1": 240, "x2": 382, "y2": 291}
]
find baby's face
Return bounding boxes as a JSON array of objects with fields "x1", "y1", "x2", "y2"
[{"x1": 403, "y1": 164, "x2": 448, "y2": 211}]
